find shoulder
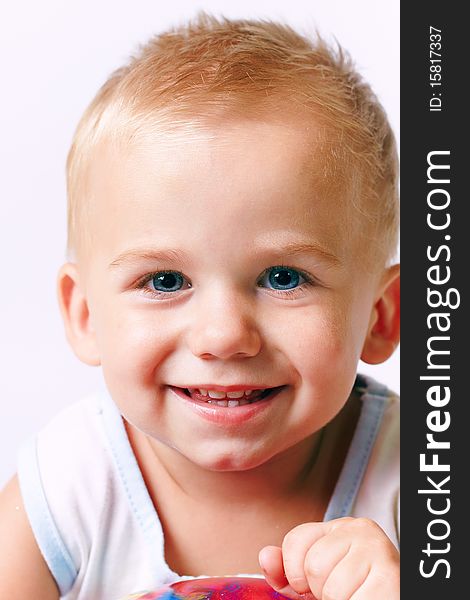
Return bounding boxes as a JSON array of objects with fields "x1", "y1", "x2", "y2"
[
  {"x1": 0, "y1": 475, "x2": 59, "y2": 599},
  {"x1": 16, "y1": 391, "x2": 168, "y2": 597},
  {"x1": 17, "y1": 391, "x2": 116, "y2": 595},
  {"x1": 353, "y1": 375, "x2": 399, "y2": 547},
  {"x1": 23, "y1": 391, "x2": 109, "y2": 460},
  {"x1": 361, "y1": 376, "x2": 399, "y2": 476},
  {"x1": 19, "y1": 392, "x2": 113, "y2": 525}
]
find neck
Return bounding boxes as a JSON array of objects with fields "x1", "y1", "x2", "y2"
[
  {"x1": 125, "y1": 393, "x2": 360, "y2": 511},
  {"x1": 128, "y1": 424, "x2": 324, "y2": 506}
]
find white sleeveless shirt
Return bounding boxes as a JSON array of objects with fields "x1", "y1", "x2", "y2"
[{"x1": 18, "y1": 375, "x2": 399, "y2": 600}]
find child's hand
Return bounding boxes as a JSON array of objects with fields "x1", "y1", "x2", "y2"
[{"x1": 259, "y1": 517, "x2": 399, "y2": 600}]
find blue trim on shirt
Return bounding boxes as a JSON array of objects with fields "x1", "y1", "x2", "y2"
[
  {"x1": 99, "y1": 391, "x2": 176, "y2": 581},
  {"x1": 324, "y1": 375, "x2": 389, "y2": 521},
  {"x1": 17, "y1": 435, "x2": 78, "y2": 595}
]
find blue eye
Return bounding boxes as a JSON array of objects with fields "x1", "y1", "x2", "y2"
[
  {"x1": 151, "y1": 271, "x2": 185, "y2": 292},
  {"x1": 139, "y1": 266, "x2": 312, "y2": 300},
  {"x1": 261, "y1": 266, "x2": 305, "y2": 290}
]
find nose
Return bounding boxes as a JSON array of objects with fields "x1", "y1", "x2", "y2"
[{"x1": 187, "y1": 288, "x2": 262, "y2": 360}]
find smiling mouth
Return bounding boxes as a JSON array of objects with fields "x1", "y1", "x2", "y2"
[{"x1": 177, "y1": 386, "x2": 284, "y2": 407}]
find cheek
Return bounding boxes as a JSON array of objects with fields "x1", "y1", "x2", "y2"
[
  {"x1": 95, "y1": 303, "x2": 175, "y2": 384},
  {"x1": 281, "y1": 303, "x2": 358, "y2": 366},
  {"x1": 280, "y1": 302, "x2": 364, "y2": 411}
]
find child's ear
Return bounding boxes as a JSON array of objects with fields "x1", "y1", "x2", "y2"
[
  {"x1": 361, "y1": 264, "x2": 400, "y2": 365},
  {"x1": 57, "y1": 263, "x2": 101, "y2": 366}
]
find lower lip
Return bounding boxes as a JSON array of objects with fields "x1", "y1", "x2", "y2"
[{"x1": 168, "y1": 386, "x2": 286, "y2": 425}]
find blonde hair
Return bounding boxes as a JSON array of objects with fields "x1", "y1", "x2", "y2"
[{"x1": 66, "y1": 13, "x2": 398, "y2": 265}]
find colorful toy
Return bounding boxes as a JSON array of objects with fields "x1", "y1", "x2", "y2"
[{"x1": 123, "y1": 576, "x2": 292, "y2": 599}]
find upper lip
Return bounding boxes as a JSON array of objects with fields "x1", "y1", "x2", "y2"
[{"x1": 171, "y1": 384, "x2": 280, "y2": 392}]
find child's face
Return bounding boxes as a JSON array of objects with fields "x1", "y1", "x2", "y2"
[{"x1": 72, "y1": 117, "x2": 387, "y2": 471}]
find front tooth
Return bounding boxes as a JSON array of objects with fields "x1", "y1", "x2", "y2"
[
  {"x1": 227, "y1": 391, "x2": 244, "y2": 399},
  {"x1": 227, "y1": 400, "x2": 240, "y2": 407},
  {"x1": 216, "y1": 400, "x2": 228, "y2": 407},
  {"x1": 208, "y1": 390, "x2": 227, "y2": 399}
]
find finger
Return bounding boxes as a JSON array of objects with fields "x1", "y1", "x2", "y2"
[
  {"x1": 279, "y1": 522, "x2": 330, "y2": 594},
  {"x1": 259, "y1": 546, "x2": 289, "y2": 590},
  {"x1": 349, "y1": 566, "x2": 400, "y2": 600},
  {"x1": 259, "y1": 546, "x2": 317, "y2": 600},
  {"x1": 303, "y1": 530, "x2": 352, "y2": 599},
  {"x1": 303, "y1": 517, "x2": 395, "y2": 599},
  {"x1": 316, "y1": 548, "x2": 371, "y2": 600}
]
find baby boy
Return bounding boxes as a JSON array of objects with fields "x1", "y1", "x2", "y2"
[{"x1": 0, "y1": 14, "x2": 400, "y2": 600}]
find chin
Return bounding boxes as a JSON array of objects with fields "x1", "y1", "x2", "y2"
[
  {"x1": 175, "y1": 443, "x2": 254, "y2": 471},
  {"x1": 190, "y1": 448, "x2": 272, "y2": 473}
]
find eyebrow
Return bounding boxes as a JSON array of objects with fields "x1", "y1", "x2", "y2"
[
  {"x1": 109, "y1": 248, "x2": 191, "y2": 269},
  {"x1": 273, "y1": 242, "x2": 342, "y2": 267},
  {"x1": 108, "y1": 242, "x2": 341, "y2": 270}
]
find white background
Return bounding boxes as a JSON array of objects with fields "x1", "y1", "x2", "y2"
[{"x1": 0, "y1": 0, "x2": 399, "y2": 488}]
